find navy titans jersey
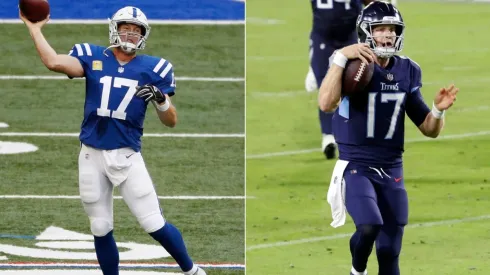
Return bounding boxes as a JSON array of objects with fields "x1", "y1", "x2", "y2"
[
  {"x1": 333, "y1": 56, "x2": 431, "y2": 167},
  {"x1": 69, "y1": 43, "x2": 176, "y2": 152},
  {"x1": 310, "y1": 0, "x2": 363, "y2": 40}
]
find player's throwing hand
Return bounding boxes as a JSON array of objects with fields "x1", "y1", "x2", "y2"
[
  {"x1": 339, "y1": 43, "x2": 376, "y2": 65},
  {"x1": 19, "y1": 10, "x2": 49, "y2": 29},
  {"x1": 434, "y1": 84, "x2": 459, "y2": 111},
  {"x1": 135, "y1": 84, "x2": 166, "y2": 103}
]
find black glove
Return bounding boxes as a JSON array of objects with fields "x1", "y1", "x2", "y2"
[{"x1": 135, "y1": 84, "x2": 166, "y2": 104}]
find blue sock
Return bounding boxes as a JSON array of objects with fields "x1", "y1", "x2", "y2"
[
  {"x1": 94, "y1": 230, "x2": 119, "y2": 275},
  {"x1": 150, "y1": 222, "x2": 194, "y2": 272},
  {"x1": 319, "y1": 109, "x2": 334, "y2": 135}
]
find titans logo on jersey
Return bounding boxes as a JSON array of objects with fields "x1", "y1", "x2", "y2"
[
  {"x1": 333, "y1": 56, "x2": 431, "y2": 167},
  {"x1": 69, "y1": 43, "x2": 176, "y2": 152}
]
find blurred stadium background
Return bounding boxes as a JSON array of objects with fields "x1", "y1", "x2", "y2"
[{"x1": 0, "y1": 1, "x2": 244, "y2": 275}]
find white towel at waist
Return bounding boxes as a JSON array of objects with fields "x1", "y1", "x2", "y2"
[{"x1": 326, "y1": 159, "x2": 349, "y2": 228}]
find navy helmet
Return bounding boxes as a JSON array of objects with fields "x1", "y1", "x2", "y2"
[{"x1": 356, "y1": 1, "x2": 404, "y2": 58}]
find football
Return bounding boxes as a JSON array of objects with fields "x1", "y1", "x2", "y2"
[
  {"x1": 342, "y1": 59, "x2": 374, "y2": 97},
  {"x1": 19, "y1": 0, "x2": 50, "y2": 23}
]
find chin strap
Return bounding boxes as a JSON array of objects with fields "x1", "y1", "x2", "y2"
[
  {"x1": 103, "y1": 44, "x2": 137, "y2": 57},
  {"x1": 103, "y1": 44, "x2": 119, "y2": 57}
]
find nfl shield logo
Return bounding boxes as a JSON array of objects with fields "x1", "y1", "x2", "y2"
[
  {"x1": 386, "y1": 73, "x2": 394, "y2": 81},
  {"x1": 118, "y1": 67, "x2": 125, "y2": 73}
]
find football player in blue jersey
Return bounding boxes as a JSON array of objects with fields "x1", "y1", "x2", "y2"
[
  {"x1": 306, "y1": 0, "x2": 373, "y2": 160},
  {"x1": 20, "y1": 6, "x2": 206, "y2": 275},
  {"x1": 318, "y1": 1, "x2": 458, "y2": 274}
]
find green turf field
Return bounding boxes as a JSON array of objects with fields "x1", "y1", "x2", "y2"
[
  {"x1": 246, "y1": 1, "x2": 490, "y2": 274},
  {"x1": 0, "y1": 23, "x2": 244, "y2": 275}
]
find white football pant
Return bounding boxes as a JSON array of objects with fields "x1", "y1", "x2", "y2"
[{"x1": 78, "y1": 144, "x2": 165, "y2": 237}]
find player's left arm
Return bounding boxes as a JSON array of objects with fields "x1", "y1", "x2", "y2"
[
  {"x1": 135, "y1": 84, "x2": 177, "y2": 127},
  {"x1": 406, "y1": 85, "x2": 459, "y2": 138},
  {"x1": 135, "y1": 61, "x2": 177, "y2": 127},
  {"x1": 418, "y1": 84, "x2": 459, "y2": 137},
  {"x1": 406, "y1": 61, "x2": 459, "y2": 138},
  {"x1": 152, "y1": 95, "x2": 177, "y2": 128}
]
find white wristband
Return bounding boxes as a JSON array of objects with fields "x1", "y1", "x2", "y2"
[
  {"x1": 431, "y1": 102, "x2": 445, "y2": 119},
  {"x1": 332, "y1": 52, "x2": 348, "y2": 68},
  {"x1": 153, "y1": 99, "x2": 171, "y2": 112}
]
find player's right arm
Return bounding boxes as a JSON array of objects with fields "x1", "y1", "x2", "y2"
[
  {"x1": 318, "y1": 44, "x2": 375, "y2": 112},
  {"x1": 318, "y1": 59, "x2": 344, "y2": 112},
  {"x1": 20, "y1": 12, "x2": 84, "y2": 78}
]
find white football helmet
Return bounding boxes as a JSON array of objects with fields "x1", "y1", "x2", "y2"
[{"x1": 109, "y1": 6, "x2": 151, "y2": 53}]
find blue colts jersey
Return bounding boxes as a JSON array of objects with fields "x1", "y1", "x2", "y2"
[
  {"x1": 333, "y1": 56, "x2": 431, "y2": 167},
  {"x1": 69, "y1": 43, "x2": 176, "y2": 152}
]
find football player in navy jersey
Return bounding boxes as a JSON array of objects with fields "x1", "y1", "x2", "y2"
[
  {"x1": 20, "y1": 6, "x2": 206, "y2": 275},
  {"x1": 318, "y1": 2, "x2": 458, "y2": 274},
  {"x1": 306, "y1": 0, "x2": 373, "y2": 159}
]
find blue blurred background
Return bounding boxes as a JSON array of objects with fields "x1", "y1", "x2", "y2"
[{"x1": 1, "y1": 0, "x2": 244, "y2": 21}]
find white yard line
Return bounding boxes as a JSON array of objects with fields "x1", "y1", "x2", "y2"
[
  {"x1": 247, "y1": 130, "x2": 490, "y2": 159},
  {"x1": 247, "y1": 214, "x2": 490, "y2": 251},
  {"x1": 0, "y1": 75, "x2": 244, "y2": 82},
  {"x1": 0, "y1": 132, "x2": 244, "y2": 138},
  {"x1": 0, "y1": 262, "x2": 245, "y2": 273},
  {"x1": 454, "y1": 105, "x2": 489, "y2": 112},
  {"x1": 171, "y1": 76, "x2": 244, "y2": 82},
  {"x1": 0, "y1": 19, "x2": 244, "y2": 25},
  {"x1": 246, "y1": 18, "x2": 285, "y2": 25},
  {"x1": 442, "y1": 66, "x2": 475, "y2": 71},
  {"x1": 0, "y1": 195, "x2": 249, "y2": 200},
  {"x1": 247, "y1": 148, "x2": 319, "y2": 159},
  {"x1": 249, "y1": 90, "x2": 305, "y2": 98}
]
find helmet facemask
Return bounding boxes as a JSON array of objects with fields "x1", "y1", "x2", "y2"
[
  {"x1": 110, "y1": 21, "x2": 148, "y2": 53},
  {"x1": 108, "y1": 7, "x2": 151, "y2": 54},
  {"x1": 359, "y1": 20, "x2": 404, "y2": 58}
]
